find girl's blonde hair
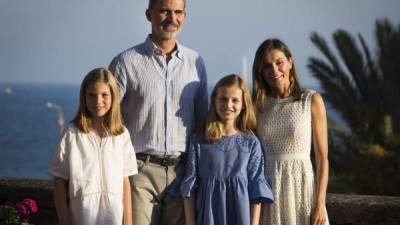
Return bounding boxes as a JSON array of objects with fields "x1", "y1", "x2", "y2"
[
  {"x1": 72, "y1": 68, "x2": 124, "y2": 135},
  {"x1": 202, "y1": 74, "x2": 256, "y2": 143},
  {"x1": 252, "y1": 39, "x2": 302, "y2": 111}
]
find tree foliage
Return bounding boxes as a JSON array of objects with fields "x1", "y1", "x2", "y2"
[{"x1": 308, "y1": 18, "x2": 400, "y2": 195}]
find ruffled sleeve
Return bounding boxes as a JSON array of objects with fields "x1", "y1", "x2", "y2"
[
  {"x1": 179, "y1": 137, "x2": 199, "y2": 197},
  {"x1": 48, "y1": 125, "x2": 72, "y2": 180},
  {"x1": 247, "y1": 138, "x2": 274, "y2": 203}
]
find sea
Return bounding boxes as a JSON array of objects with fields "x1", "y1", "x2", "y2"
[
  {"x1": 0, "y1": 83, "x2": 345, "y2": 179},
  {"x1": 0, "y1": 83, "x2": 79, "y2": 179}
]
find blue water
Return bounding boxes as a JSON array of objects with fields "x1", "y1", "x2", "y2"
[
  {"x1": 0, "y1": 83, "x2": 346, "y2": 179},
  {"x1": 0, "y1": 83, "x2": 79, "y2": 179}
]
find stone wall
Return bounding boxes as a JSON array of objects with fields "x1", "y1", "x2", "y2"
[
  {"x1": 0, "y1": 178, "x2": 57, "y2": 225},
  {"x1": 327, "y1": 193, "x2": 400, "y2": 225},
  {"x1": 1, "y1": 178, "x2": 399, "y2": 225}
]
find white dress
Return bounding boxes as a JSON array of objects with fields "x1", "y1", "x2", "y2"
[
  {"x1": 49, "y1": 124, "x2": 138, "y2": 225},
  {"x1": 257, "y1": 90, "x2": 329, "y2": 225}
]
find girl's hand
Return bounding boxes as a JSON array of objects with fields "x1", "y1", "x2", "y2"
[
  {"x1": 183, "y1": 196, "x2": 196, "y2": 225},
  {"x1": 311, "y1": 204, "x2": 326, "y2": 225},
  {"x1": 250, "y1": 202, "x2": 261, "y2": 225},
  {"x1": 54, "y1": 177, "x2": 70, "y2": 225},
  {"x1": 123, "y1": 177, "x2": 133, "y2": 225}
]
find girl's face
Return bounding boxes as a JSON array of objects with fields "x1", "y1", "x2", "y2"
[
  {"x1": 214, "y1": 86, "x2": 243, "y2": 123},
  {"x1": 85, "y1": 81, "x2": 112, "y2": 119},
  {"x1": 262, "y1": 49, "x2": 293, "y2": 91}
]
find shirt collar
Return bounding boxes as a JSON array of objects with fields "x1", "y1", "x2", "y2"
[{"x1": 144, "y1": 35, "x2": 183, "y2": 60}]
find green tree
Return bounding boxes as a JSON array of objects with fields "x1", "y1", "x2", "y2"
[{"x1": 308, "y1": 18, "x2": 400, "y2": 195}]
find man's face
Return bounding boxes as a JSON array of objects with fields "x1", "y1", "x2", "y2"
[{"x1": 146, "y1": 0, "x2": 186, "y2": 41}]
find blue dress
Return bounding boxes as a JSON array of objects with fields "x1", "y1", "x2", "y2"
[{"x1": 180, "y1": 132, "x2": 274, "y2": 225}]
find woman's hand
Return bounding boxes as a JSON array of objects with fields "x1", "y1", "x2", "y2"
[{"x1": 311, "y1": 203, "x2": 327, "y2": 225}]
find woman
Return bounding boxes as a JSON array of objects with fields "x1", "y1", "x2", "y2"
[{"x1": 252, "y1": 39, "x2": 329, "y2": 225}]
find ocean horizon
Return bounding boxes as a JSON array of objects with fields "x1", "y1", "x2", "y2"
[{"x1": 0, "y1": 82, "x2": 344, "y2": 179}]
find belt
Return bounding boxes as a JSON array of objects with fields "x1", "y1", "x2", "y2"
[{"x1": 136, "y1": 153, "x2": 183, "y2": 166}]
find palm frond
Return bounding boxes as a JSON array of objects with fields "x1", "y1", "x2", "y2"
[
  {"x1": 308, "y1": 57, "x2": 362, "y2": 132},
  {"x1": 310, "y1": 32, "x2": 343, "y2": 73},
  {"x1": 308, "y1": 18, "x2": 400, "y2": 195},
  {"x1": 333, "y1": 30, "x2": 366, "y2": 95}
]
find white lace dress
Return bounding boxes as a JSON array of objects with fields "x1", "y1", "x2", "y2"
[{"x1": 257, "y1": 89, "x2": 329, "y2": 225}]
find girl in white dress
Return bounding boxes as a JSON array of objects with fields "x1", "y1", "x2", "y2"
[
  {"x1": 252, "y1": 39, "x2": 330, "y2": 225},
  {"x1": 49, "y1": 68, "x2": 138, "y2": 225}
]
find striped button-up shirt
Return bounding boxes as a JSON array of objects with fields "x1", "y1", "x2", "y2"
[{"x1": 109, "y1": 36, "x2": 208, "y2": 156}]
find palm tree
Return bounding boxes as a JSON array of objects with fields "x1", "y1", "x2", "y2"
[{"x1": 308, "y1": 18, "x2": 400, "y2": 195}]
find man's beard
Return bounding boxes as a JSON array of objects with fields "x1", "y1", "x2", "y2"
[{"x1": 159, "y1": 22, "x2": 181, "y2": 40}]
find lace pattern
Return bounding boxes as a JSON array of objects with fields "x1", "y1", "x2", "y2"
[{"x1": 257, "y1": 90, "x2": 329, "y2": 225}]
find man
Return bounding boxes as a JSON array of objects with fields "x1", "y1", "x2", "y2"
[{"x1": 109, "y1": 0, "x2": 208, "y2": 224}]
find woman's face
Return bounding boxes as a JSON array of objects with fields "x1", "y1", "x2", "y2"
[{"x1": 262, "y1": 49, "x2": 293, "y2": 91}]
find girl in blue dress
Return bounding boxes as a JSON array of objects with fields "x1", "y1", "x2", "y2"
[{"x1": 180, "y1": 74, "x2": 274, "y2": 225}]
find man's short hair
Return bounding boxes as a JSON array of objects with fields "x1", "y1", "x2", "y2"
[{"x1": 148, "y1": 0, "x2": 186, "y2": 9}]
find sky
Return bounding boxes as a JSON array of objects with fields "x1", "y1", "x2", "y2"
[{"x1": 1, "y1": 0, "x2": 400, "y2": 88}]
